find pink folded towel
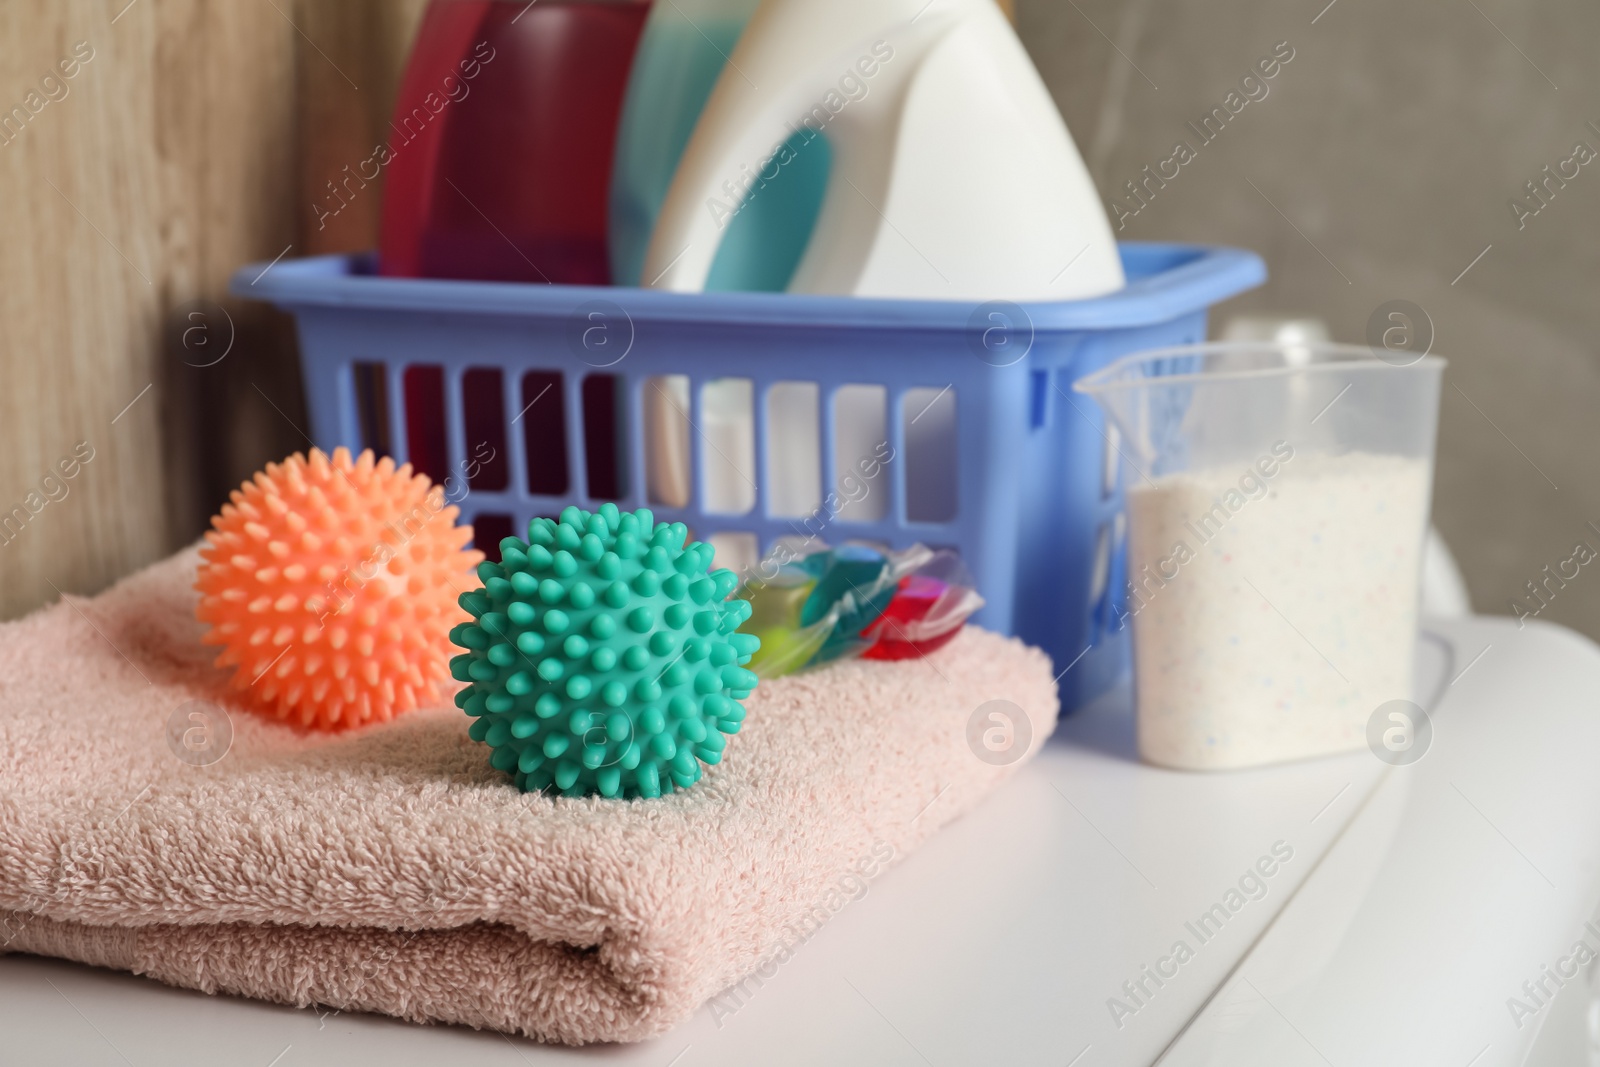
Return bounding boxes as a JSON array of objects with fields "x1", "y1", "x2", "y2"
[{"x1": 0, "y1": 548, "x2": 1058, "y2": 1044}]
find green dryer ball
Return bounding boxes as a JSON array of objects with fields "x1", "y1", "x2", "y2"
[{"x1": 450, "y1": 504, "x2": 760, "y2": 798}]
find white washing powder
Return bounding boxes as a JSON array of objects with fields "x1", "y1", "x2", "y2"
[{"x1": 1123, "y1": 450, "x2": 1431, "y2": 770}]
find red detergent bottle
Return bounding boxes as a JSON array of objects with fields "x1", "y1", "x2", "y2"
[
  {"x1": 380, "y1": 0, "x2": 651, "y2": 284},
  {"x1": 378, "y1": 0, "x2": 649, "y2": 511}
]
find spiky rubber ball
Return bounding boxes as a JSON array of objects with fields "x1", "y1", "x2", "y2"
[
  {"x1": 196, "y1": 447, "x2": 483, "y2": 731},
  {"x1": 451, "y1": 504, "x2": 760, "y2": 798}
]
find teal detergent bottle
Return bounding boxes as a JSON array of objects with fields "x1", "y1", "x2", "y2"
[{"x1": 607, "y1": 0, "x2": 829, "y2": 291}]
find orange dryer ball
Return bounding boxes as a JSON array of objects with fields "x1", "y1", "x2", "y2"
[{"x1": 195, "y1": 447, "x2": 484, "y2": 731}]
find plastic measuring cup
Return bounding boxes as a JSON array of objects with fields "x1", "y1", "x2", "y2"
[{"x1": 1074, "y1": 342, "x2": 1445, "y2": 770}]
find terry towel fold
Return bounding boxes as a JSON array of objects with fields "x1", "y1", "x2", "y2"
[{"x1": 0, "y1": 549, "x2": 1058, "y2": 1044}]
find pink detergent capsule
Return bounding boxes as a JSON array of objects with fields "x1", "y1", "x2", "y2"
[{"x1": 862, "y1": 573, "x2": 983, "y2": 661}]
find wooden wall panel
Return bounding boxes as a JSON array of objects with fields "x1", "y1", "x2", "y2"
[
  {"x1": 298, "y1": 0, "x2": 429, "y2": 256},
  {"x1": 0, "y1": 0, "x2": 423, "y2": 619}
]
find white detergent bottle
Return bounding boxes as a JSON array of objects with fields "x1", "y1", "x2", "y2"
[
  {"x1": 616, "y1": 0, "x2": 827, "y2": 526},
  {"x1": 611, "y1": 0, "x2": 777, "y2": 289},
  {"x1": 642, "y1": 0, "x2": 1125, "y2": 301}
]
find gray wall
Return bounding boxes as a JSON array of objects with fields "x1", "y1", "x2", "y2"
[{"x1": 1020, "y1": 0, "x2": 1600, "y2": 639}]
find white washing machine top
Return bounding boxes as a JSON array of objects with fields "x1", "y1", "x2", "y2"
[{"x1": 3, "y1": 617, "x2": 1597, "y2": 1066}]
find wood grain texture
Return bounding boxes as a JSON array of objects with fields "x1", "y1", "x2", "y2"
[
  {"x1": 297, "y1": 0, "x2": 428, "y2": 256},
  {"x1": 0, "y1": 0, "x2": 423, "y2": 620}
]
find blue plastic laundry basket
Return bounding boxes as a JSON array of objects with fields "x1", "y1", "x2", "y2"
[{"x1": 233, "y1": 241, "x2": 1264, "y2": 711}]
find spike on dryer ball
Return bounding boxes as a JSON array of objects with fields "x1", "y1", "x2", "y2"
[
  {"x1": 195, "y1": 447, "x2": 484, "y2": 731},
  {"x1": 451, "y1": 504, "x2": 760, "y2": 798}
]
